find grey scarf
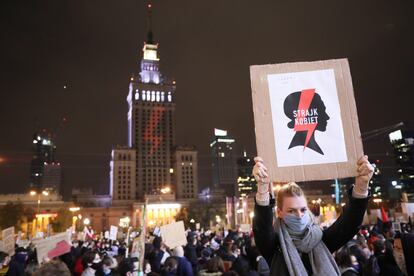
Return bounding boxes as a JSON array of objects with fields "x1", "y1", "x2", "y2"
[{"x1": 271, "y1": 217, "x2": 340, "y2": 276}]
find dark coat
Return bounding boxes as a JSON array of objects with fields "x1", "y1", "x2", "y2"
[
  {"x1": 253, "y1": 188, "x2": 369, "y2": 275},
  {"x1": 176, "y1": 256, "x2": 194, "y2": 276},
  {"x1": 401, "y1": 233, "x2": 414, "y2": 276},
  {"x1": 376, "y1": 253, "x2": 404, "y2": 276},
  {"x1": 184, "y1": 244, "x2": 198, "y2": 272}
]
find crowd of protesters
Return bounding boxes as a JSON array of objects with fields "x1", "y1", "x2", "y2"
[{"x1": 0, "y1": 219, "x2": 413, "y2": 276}]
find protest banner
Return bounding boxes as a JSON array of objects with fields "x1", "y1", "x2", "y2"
[
  {"x1": 34, "y1": 232, "x2": 71, "y2": 264},
  {"x1": 2, "y1": 227, "x2": 15, "y2": 256},
  {"x1": 250, "y1": 59, "x2": 363, "y2": 182},
  {"x1": 240, "y1": 224, "x2": 251, "y2": 233},
  {"x1": 160, "y1": 221, "x2": 187, "y2": 249},
  {"x1": 109, "y1": 225, "x2": 118, "y2": 241}
]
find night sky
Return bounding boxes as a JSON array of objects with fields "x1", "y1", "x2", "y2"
[{"x1": 1, "y1": 0, "x2": 413, "y2": 197}]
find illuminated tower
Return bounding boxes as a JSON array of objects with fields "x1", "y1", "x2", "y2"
[
  {"x1": 127, "y1": 4, "x2": 176, "y2": 199},
  {"x1": 29, "y1": 131, "x2": 61, "y2": 193},
  {"x1": 210, "y1": 128, "x2": 238, "y2": 197},
  {"x1": 237, "y1": 150, "x2": 256, "y2": 198}
]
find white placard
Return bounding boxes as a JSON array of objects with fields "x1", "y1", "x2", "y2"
[
  {"x1": 34, "y1": 232, "x2": 71, "y2": 264},
  {"x1": 160, "y1": 221, "x2": 187, "y2": 249},
  {"x1": 2, "y1": 227, "x2": 15, "y2": 256},
  {"x1": 267, "y1": 69, "x2": 347, "y2": 167},
  {"x1": 240, "y1": 224, "x2": 251, "y2": 233},
  {"x1": 109, "y1": 225, "x2": 118, "y2": 241}
]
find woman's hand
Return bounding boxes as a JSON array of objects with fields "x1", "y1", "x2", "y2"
[{"x1": 354, "y1": 155, "x2": 374, "y2": 195}]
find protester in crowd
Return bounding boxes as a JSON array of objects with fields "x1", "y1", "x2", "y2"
[
  {"x1": 230, "y1": 257, "x2": 258, "y2": 276},
  {"x1": 184, "y1": 235, "x2": 198, "y2": 274},
  {"x1": 198, "y1": 248, "x2": 212, "y2": 270},
  {"x1": 117, "y1": 257, "x2": 138, "y2": 276},
  {"x1": 252, "y1": 155, "x2": 374, "y2": 276},
  {"x1": 393, "y1": 234, "x2": 408, "y2": 276},
  {"x1": 96, "y1": 255, "x2": 116, "y2": 276},
  {"x1": 32, "y1": 260, "x2": 71, "y2": 276},
  {"x1": 81, "y1": 251, "x2": 101, "y2": 276},
  {"x1": 161, "y1": 257, "x2": 178, "y2": 276},
  {"x1": 5, "y1": 248, "x2": 27, "y2": 276},
  {"x1": 198, "y1": 256, "x2": 225, "y2": 276},
  {"x1": 247, "y1": 247, "x2": 269, "y2": 276},
  {"x1": 373, "y1": 239, "x2": 404, "y2": 276},
  {"x1": 172, "y1": 246, "x2": 193, "y2": 276},
  {"x1": 148, "y1": 237, "x2": 167, "y2": 274},
  {"x1": 348, "y1": 243, "x2": 368, "y2": 275},
  {"x1": 334, "y1": 246, "x2": 359, "y2": 276},
  {"x1": 0, "y1": 252, "x2": 10, "y2": 276},
  {"x1": 400, "y1": 232, "x2": 414, "y2": 276}
]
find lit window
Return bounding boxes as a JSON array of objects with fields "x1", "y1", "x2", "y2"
[
  {"x1": 168, "y1": 92, "x2": 172, "y2": 102},
  {"x1": 146, "y1": 91, "x2": 150, "y2": 99},
  {"x1": 151, "y1": 91, "x2": 155, "y2": 101},
  {"x1": 156, "y1": 91, "x2": 160, "y2": 102},
  {"x1": 135, "y1": 92, "x2": 139, "y2": 100}
]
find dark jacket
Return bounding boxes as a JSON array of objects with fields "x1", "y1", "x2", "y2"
[
  {"x1": 253, "y1": 188, "x2": 369, "y2": 275},
  {"x1": 5, "y1": 252, "x2": 27, "y2": 276},
  {"x1": 184, "y1": 244, "x2": 198, "y2": 272},
  {"x1": 177, "y1": 256, "x2": 194, "y2": 276},
  {"x1": 376, "y1": 253, "x2": 404, "y2": 276}
]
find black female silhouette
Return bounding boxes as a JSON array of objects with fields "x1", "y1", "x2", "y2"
[{"x1": 283, "y1": 89, "x2": 330, "y2": 155}]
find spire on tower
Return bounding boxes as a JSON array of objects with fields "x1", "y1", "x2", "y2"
[{"x1": 146, "y1": 2, "x2": 154, "y2": 44}]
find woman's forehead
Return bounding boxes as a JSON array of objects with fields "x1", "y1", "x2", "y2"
[{"x1": 282, "y1": 196, "x2": 308, "y2": 209}]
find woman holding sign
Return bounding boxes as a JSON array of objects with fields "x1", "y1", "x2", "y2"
[{"x1": 252, "y1": 156, "x2": 373, "y2": 276}]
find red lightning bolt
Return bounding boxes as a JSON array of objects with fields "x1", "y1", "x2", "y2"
[
  {"x1": 144, "y1": 107, "x2": 165, "y2": 155},
  {"x1": 294, "y1": 89, "x2": 317, "y2": 150}
]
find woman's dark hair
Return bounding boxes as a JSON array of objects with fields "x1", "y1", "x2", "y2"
[
  {"x1": 102, "y1": 255, "x2": 114, "y2": 267},
  {"x1": 206, "y1": 256, "x2": 224, "y2": 273},
  {"x1": 335, "y1": 246, "x2": 353, "y2": 268},
  {"x1": 33, "y1": 260, "x2": 71, "y2": 276},
  {"x1": 81, "y1": 250, "x2": 96, "y2": 268},
  {"x1": 163, "y1": 256, "x2": 178, "y2": 273},
  {"x1": 373, "y1": 240, "x2": 385, "y2": 256},
  {"x1": 117, "y1": 257, "x2": 136, "y2": 275},
  {"x1": 349, "y1": 244, "x2": 367, "y2": 266}
]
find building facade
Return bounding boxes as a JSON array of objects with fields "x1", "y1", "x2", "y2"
[
  {"x1": 110, "y1": 146, "x2": 136, "y2": 201},
  {"x1": 210, "y1": 128, "x2": 238, "y2": 197},
  {"x1": 29, "y1": 131, "x2": 61, "y2": 193},
  {"x1": 389, "y1": 129, "x2": 414, "y2": 198},
  {"x1": 237, "y1": 150, "x2": 256, "y2": 198},
  {"x1": 174, "y1": 146, "x2": 198, "y2": 199}
]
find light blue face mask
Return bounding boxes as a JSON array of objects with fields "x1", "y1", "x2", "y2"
[{"x1": 283, "y1": 212, "x2": 310, "y2": 233}]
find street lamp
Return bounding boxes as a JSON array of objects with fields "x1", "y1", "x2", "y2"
[
  {"x1": 29, "y1": 190, "x2": 49, "y2": 214},
  {"x1": 83, "y1": 218, "x2": 90, "y2": 225}
]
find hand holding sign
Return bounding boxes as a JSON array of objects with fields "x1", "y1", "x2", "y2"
[{"x1": 253, "y1": 157, "x2": 273, "y2": 204}]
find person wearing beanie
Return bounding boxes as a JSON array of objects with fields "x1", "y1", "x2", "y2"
[{"x1": 172, "y1": 246, "x2": 193, "y2": 276}]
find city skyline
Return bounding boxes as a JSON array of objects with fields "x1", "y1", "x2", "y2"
[{"x1": 1, "y1": 1, "x2": 413, "y2": 196}]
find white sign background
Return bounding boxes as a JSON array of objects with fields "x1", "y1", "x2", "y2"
[
  {"x1": 109, "y1": 225, "x2": 118, "y2": 241},
  {"x1": 267, "y1": 69, "x2": 348, "y2": 167}
]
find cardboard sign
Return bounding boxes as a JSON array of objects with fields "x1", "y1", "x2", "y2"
[
  {"x1": 401, "y1": 203, "x2": 414, "y2": 217},
  {"x1": 109, "y1": 225, "x2": 118, "y2": 241},
  {"x1": 250, "y1": 59, "x2": 363, "y2": 182},
  {"x1": 2, "y1": 227, "x2": 15, "y2": 256},
  {"x1": 240, "y1": 224, "x2": 251, "y2": 233},
  {"x1": 34, "y1": 232, "x2": 71, "y2": 264},
  {"x1": 160, "y1": 221, "x2": 187, "y2": 249}
]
